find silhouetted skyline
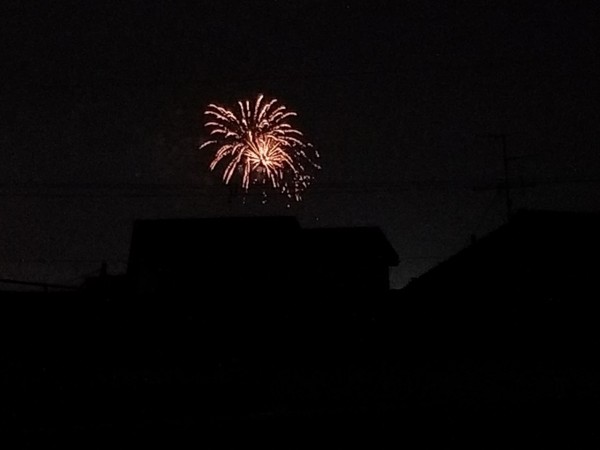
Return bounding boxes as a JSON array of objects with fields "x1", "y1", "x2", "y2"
[{"x1": 3, "y1": 210, "x2": 600, "y2": 445}]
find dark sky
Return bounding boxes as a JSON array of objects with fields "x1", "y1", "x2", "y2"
[{"x1": 1, "y1": 0, "x2": 599, "y2": 288}]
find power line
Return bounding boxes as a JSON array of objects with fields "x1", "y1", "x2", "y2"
[
  {"x1": 0, "y1": 259, "x2": 128, "y2": 264},
  {"x1": 0, "y1": 278, "x2": 79, "y2": 291},
  {"x1": 0, "y1": 177, "x2": 597, "y2": 198}
]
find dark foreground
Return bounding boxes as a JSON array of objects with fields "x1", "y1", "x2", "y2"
[
  {"x1": 3, "y1": 360, "x2": 600, "y2": 448},
  {"x1": 2, "y1": 293, "x2": 600, "y2": 447}
]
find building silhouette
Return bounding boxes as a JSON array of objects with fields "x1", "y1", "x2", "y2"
[
  {"x1": 393, "y1": 209, "x2": 600, "y2": 364},
  {"x1": 4, "y1": 210, "x2": 600, "y2": 444}
]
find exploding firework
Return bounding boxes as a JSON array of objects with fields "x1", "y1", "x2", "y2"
[{"x1": 199, "y1": 94, "x2": 320, "y2": 201}]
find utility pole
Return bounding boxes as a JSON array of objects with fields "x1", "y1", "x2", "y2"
[{"x1": 499, "y1": 133, "x2": 511, "y2": 223}]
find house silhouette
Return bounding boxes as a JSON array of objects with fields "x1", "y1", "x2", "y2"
[
  {"x1": 121, "y1": 215, "x2": 400, "y2": 370},
  {"x1": 393, "y1": 209, "x2": 600, "y2": 364}
]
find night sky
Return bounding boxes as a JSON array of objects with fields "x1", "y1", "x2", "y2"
[{"x1": 1, "y1": 1, "x2": 599, "y2": 288}]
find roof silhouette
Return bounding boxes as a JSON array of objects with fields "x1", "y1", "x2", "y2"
[
  {"x1": 125, "y1": 215, "x2": 399, "y2": 295},
  {"x1": 402, "y1": 208, "x2": 600, "y2": 298}
]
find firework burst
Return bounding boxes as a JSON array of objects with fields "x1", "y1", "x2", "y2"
[{"x1": 199, "y1": 94, "x2": 320, "y2": 201}]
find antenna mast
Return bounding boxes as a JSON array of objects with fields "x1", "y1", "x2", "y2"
[{"x1": 480, "y1": 133, "x2": 512, "y2": 223}]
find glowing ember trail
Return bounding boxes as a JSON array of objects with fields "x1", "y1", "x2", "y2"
[{"x1": 199, "y1": 94, "x2": 320, "y2": 201}]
